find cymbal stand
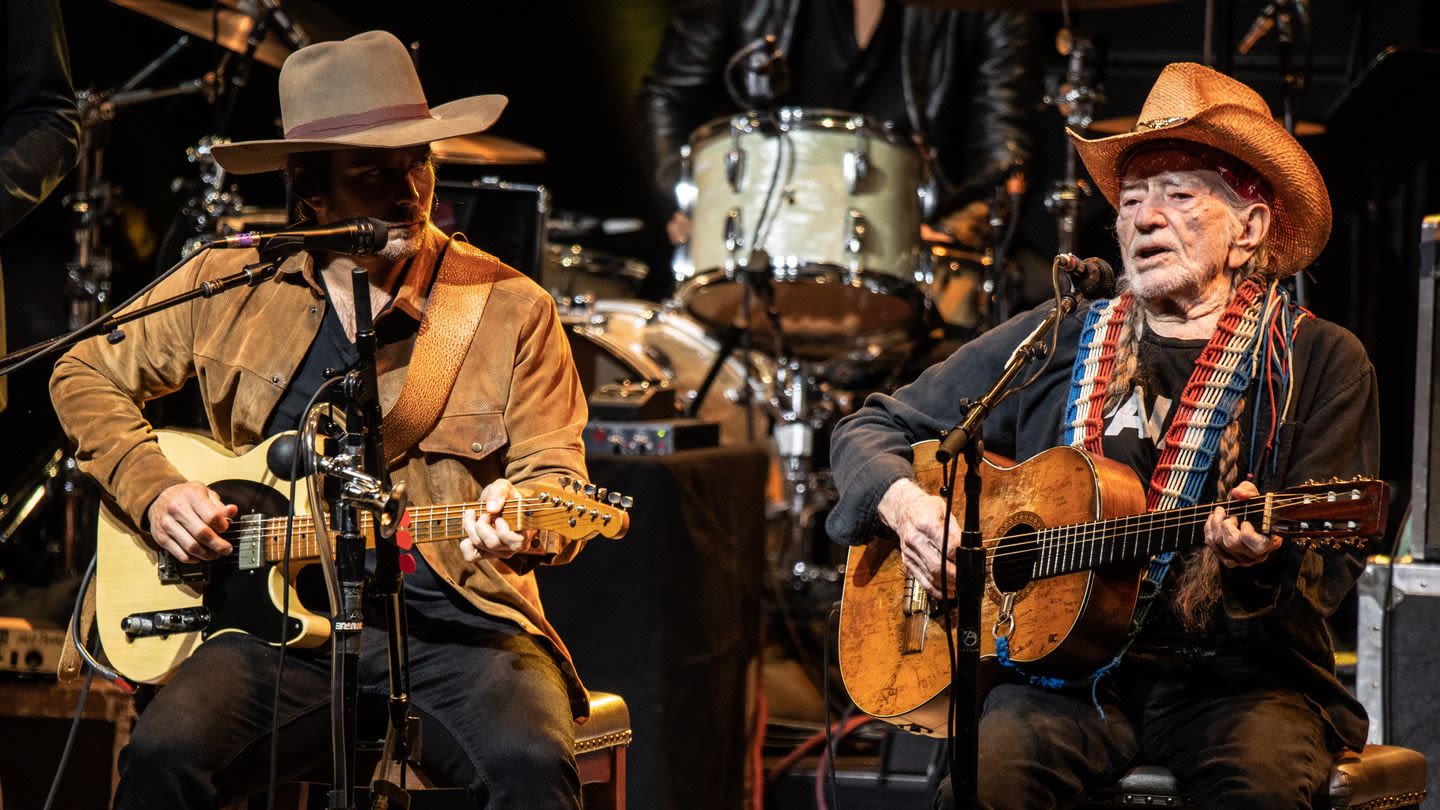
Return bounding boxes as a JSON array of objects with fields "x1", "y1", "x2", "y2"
[
  {"x1": 1043, "y1": 32, "x2": 1102, "y2": 258},
  {"x1": 30, "y1": 41, "x2": 216, "y2": 576}
]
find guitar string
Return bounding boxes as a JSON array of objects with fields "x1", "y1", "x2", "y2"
[
  {"x1": 120, "y1": 510, "x2": 616, "y2": 573},
  {"x1": 981, "y1": 493, "x2": 1363, "y2": 566}
]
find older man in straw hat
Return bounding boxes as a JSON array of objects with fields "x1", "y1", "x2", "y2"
[
  {"x1": 827, "y1": 63, "x2": 1378, "y2": 808},
  {"x1": 52, "y1": 31, "x2": 590, "y2": 808}
]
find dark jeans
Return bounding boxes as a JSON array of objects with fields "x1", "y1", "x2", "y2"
[
  {"x1": 113, "y1": 616, "x2": 580, "y2": 809},
  {"x1": 936, "y1": 665, "x2": 1333, "y2": 810}
]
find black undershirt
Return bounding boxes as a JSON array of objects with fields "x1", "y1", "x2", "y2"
[
  {"x1": 263, "y1": 271, "x2": 493, "y2": 629},
  {"x1": 785, "y1": 0, "x2": 908, "y2": 129}
]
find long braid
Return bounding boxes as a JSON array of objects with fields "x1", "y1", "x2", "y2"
[{"x1": 1103, "y1": 294, "x2": 1147, "y2": 416}]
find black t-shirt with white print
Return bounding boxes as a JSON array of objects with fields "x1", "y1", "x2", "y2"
[{"x1": 1102, "y1": 332, "x2": 1245, "y2": 668}]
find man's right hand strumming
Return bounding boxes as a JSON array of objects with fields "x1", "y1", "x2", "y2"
[
  {"x1": 146, "y1": 481, "x2": 238, "y2": 562},
  {"x1": 877, "y1": 477, "x2": 962, "y2": 599}
]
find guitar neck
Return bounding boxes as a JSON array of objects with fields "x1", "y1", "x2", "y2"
[
  {"x1": 1030, "y1": 497, "x2": 1267, "y2": 579},
  {"x1": 252, "y1": 498, "x2": 552, "y2": 563}
]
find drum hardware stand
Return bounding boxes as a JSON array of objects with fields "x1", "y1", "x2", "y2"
[
  {"x1": 14, "y1": 42, "x2": 223, "y2": 578},
  {"x1": 985, "y1": 166, "x2": 1028, "y2": 327},
  {"x1": 1238, "y1": 0, "x2": 1312, "y2": 306},
  {"x1": 1043, "y1": 31, "x2": 1101, "y2": 259}
]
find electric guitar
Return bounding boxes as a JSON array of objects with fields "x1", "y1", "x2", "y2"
[
  {"x1": 838, "y1": 441, "x2": 1387, "y2": 737},
  {"x1": 95, "y1": 430, "x2": 630, "y2": 684}
]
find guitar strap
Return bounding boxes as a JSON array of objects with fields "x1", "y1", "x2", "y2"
[
  {"x1": 380, "y1": 235, "x2": 502, "y2": 464},
  {"x1": 996, "y1": 279, "x2": 1295, "y2": 705}
]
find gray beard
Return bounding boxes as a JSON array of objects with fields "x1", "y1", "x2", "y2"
[{"x1": 376, "y1": 226, "x2": 426, "y2": 262}]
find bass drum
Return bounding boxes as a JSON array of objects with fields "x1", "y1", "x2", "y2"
[{"x1": 561, "y1": 299, "x2": 773, "y2": 446}]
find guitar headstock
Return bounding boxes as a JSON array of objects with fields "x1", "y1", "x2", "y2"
[
  {"x1": 1269, "y1": 478, "x2": 1389, "y2": 549},
  {"x1": 523, "y1": 476, "x2": 631, "y2": 541}
]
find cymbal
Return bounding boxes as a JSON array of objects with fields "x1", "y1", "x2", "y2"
[
  {"x1": 901, "y1": 0, "x2": 1175, "y2": 10},
  {"x1": 111, "y1": 0, "x2": 293, "y2": 69},
  {"x1": 430, "y1": 133, "x2": 546, "y2": 166},
  {"x1": 1087, "y1": 115, "x2": 1325, "y2": 138}
]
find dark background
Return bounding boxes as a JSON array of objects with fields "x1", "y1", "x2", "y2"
[{"x1": 3, "y1": 0, "x2": 1438, "y2": 610}]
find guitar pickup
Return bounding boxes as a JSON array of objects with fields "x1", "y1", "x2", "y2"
[
  {"x1": 155, "y1": 552, "x2": 209, "y2": 586},
  {"x1": 121, "y1": 607, "x2": 212, "y2": 638}
]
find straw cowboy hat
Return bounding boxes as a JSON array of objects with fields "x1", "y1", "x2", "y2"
[
  {"x1": 1067, "y1": 62, "x2": 1330, "y2": 276},
  {"x1": 210, "y1": 30, "x2": 506, "y2": 175}
]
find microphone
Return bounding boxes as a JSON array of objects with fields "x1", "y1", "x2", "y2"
[
  {"x1": 1237, "y1": 2, "x2": 1277, "y2": 54},
  {"x1": 204, "y1": 217, "x2": 392, "y2": 257},
  {"x1": 1057, "y1": 253, "x2": 1117, "y2": 299}
]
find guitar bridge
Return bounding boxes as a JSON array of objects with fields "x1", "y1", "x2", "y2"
[
  {"x1": 156, "y1": 552, "x2": 209, "y2": 586},
  {"x1": 901, "y1": 577, "x2": 928, "y2": 654}
]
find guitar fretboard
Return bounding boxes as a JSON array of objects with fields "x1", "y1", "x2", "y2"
[
  {"x1": 227, "y1": 498, "x2": 601, "y2": 562},
  {"x1": 1027, "y1": 497, "x2": 1268, "y2": 579}
]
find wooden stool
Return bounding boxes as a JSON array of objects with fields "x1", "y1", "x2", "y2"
[{"x1": 1080, "y1": 744, "x2": 1427, "y2": 809}]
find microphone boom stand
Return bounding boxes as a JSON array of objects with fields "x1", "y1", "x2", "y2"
[
  {"x1": 932, "y1": 284, "x2": 1084, "y2": 809},
  {"x1": 319, "y1": 266, "x2": 413, "y2": 809}
]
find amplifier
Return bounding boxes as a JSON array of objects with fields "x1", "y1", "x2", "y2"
[
  {"x1": 0, "y1": 619, "x2": 66, "y2": 677},
  {"x1": 583, "y1": 419, "x2": 719, "y2": 456},
  {"x1": 1356, "y1": 560, "x2": 1440, "y2": 805}
]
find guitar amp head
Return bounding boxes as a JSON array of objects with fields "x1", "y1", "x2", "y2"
[{"x1": 584, "y1": 418, "x2": 719, "y2": 456}]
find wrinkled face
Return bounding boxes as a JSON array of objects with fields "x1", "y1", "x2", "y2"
[
  {"x1": 1115, "y1": 168, "x2": 1248, "y2": 305},
  {"x1": 306, "y1": 145, "x2": 435, "y2": 262}
]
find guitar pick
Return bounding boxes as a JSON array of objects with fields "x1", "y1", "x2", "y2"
[
  {"x1": 398, "y1": 553, "x2": 416, "y2": 575},
  {"x1": 396, "y1": 529, "x2": 413, "y2": 550}
]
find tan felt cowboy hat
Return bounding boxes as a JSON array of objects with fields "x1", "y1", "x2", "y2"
[
  {"x1": 210, "y1": 30, "x2": 506, "y2": 175},
  {"x1": 1067, "y1": 62, "x2": 1331, "y2": 277}
]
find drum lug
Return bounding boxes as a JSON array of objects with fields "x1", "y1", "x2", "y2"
[
  {"x1": 726, "y1": 127, "x2": 745, "y2": 193},
  {"x1": 674, "y1": 143, "x2": 695, "y2": 215},
  {"x1": 724, "y1": 207, "x2": 745, "y2": 259},
  {"x1": 843, "y1": 209, "x2": 867, "y2": 268},
  {"x1": 844, "y1": 117, "x2": 870, "y2": 194}
]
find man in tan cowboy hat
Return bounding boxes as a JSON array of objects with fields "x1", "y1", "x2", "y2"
[
  {"x1": 51, "y1": 31, "x2": 590, "y2": 808},
  {"x1": 826, "y1": 63, "x2": 1378, "y2": 808}
]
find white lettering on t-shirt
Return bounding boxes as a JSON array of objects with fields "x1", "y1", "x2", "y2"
[{"x1": 1104, "y1": 386, "x2": 1174, "y2": 448}]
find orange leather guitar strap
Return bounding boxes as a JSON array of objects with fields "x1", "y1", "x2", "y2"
[{"x1": 381, "y1": 236, "x2": 500, "y2": 464}]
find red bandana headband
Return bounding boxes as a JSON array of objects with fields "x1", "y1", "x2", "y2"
[{"x1": 1121, "y1": 139, "x2": 1273, "y2": 205}]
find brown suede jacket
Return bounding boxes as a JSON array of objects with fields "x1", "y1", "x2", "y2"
[{"x1": 50, "y1": 226, "x2": 594, "y2": 718}]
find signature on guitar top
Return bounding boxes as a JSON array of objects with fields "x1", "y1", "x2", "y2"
[{"x1": 94, "y1": 430, "x2": 632, "y2": 685}]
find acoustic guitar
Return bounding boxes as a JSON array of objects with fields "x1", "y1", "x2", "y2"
[
  {"x1": 95, "y1": 430, "x2": 629, "y2": 684},
  {"x1": 838, "y1": 440, "x2": 1387, "y2": 737}
]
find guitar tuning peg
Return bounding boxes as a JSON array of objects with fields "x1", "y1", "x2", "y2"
[
  {"x1": 620, "y1": 495, "x2": 634, "y2": 510},
  {"x1": 607, "y1": 492, "x2": 621, "y2": 505},
  {"x1": 596, "y1": 488, "x2": 608, "y2": 502},
  {"x1": 583, "y1": 483, "x2": 596, "y2": 497},
  {"x1": 559, "y1": 476, "x2": 571, "y2": 489},
  {"x1": 572, "y1": 480, "x2": 583, "y2": 493}
]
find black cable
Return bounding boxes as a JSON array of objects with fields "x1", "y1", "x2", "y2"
[
  {"x1": 822, "y1": 602, "x2": 841, "y2": 810},
  {"x1": 41, "y1": 660, "x2": 96, "y2": 810},
  {"x1": 938, "y1": 452, "x2": 961, "y2": 807},
  {"x1": 265, "y1": 378, "x2": 341, "y2": 810}
]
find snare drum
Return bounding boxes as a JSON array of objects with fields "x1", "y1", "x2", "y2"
[
  {"x1": 677, "y1": 108, "x2": 930, "y2": 359},
  {"x1": 561, "y1": 299, "x2": 774, "y2": 445}
]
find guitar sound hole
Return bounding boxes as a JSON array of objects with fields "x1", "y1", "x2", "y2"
[{"x1": 992, "y1": 523, "x2": 1038, "y2": 593}]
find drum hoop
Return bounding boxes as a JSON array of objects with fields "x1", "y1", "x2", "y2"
[
  {"x1": 688, "y1": 107, "x2": 912, "y2": 148},
  {"x1": 679, "y1": 263, "x2": 925, "y2": 302},
  {"x1": 563, "y1": 299, "x2": 775, "y2": 393}
]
